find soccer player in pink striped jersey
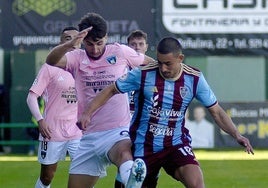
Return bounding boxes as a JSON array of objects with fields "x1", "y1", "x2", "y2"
[
  {"x1": 27, "y1": 26, "x2": 82, "y2": 188},
  {"x1": 46, "y1": 12, "x2": 153, "y2": 188}
]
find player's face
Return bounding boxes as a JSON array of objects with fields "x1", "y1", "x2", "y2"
[
  {"x1": 128, "y1": 37, "x2": 148, "y2": 54},
  {"x1": 83, "y1": 36, "x2": 107, "y2": 59},
  {"x1": 157, "y1": 52, "x2": 184, "y2": 79},
  {"x1": 61, "y1": 30, "x2": 80, "y2": 48}
]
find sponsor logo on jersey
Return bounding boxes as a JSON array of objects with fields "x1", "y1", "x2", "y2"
[{"x1": 149, "y1": 123, "x2": 175, "y2": 136}]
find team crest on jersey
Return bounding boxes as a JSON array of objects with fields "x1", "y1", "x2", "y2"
[
  {"x1": 106, "y1": 55, "x2": 116, "y2": 64},
  {"x1": 180, "y1": 86, "x2": 188, "y2": 98}
]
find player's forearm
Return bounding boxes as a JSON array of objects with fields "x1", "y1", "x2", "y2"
[
  {"x1": 26, "y1": 92, "x2": 43, "y2": 122},
  {"x1": 213, "y1": 107, "x2": 240, "y2": 139},
  {"x1": 46, "y1": 42, "x2": 74, "y2": 66},
  {"x1": 85, "y1": 84, "x2": 119, "y2": 117}
]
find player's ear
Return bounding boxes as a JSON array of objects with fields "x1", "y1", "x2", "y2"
[{"x1": 178, "y1": 54, "x2": 184, "y2": 62}]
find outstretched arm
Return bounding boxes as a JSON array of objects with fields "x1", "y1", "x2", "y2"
[
  {"x1": 208, "y1": 103, "x2": 254, "y2": 155},
  {"x1": 46, "y1": 27, "x2": 92, "y2": 68},
  {"x1": 77, "y1": 83, "x2": 120, "y2": 130}
]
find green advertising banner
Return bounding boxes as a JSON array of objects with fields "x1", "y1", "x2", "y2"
[{"x1": 0, "y1": 0, "x2": 155, "y2": 50}]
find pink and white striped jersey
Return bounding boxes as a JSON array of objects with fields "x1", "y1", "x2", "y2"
[
  {"x1": 65, "y1": 43, "x2": 145, "y2": 134},
  {"x1": 29, "y1": 63, "x2": 82, "y2": 141}
]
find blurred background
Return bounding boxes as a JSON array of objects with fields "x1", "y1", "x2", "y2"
[{"x1": 0, "y1": 0, "x2": 268, "y2": 154}]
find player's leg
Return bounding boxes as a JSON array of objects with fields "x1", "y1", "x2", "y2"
[
  {"x1": 139, "y1": 152, "x2": 162, "y2": 188},
  {"x1": 108, "y1": 138, "x2": 133, "y2": 185},
  {"x1": 39, "y1": 164, "x2": 57, "y2": 184},
  {"x1": 164, "y1": 144, "x2": 205, "y2": 188},
  {"x1": 66, "y1": 138, "x2": 80, "y2": 160},
  {"x1": 35, "y1": 141, "x2": 66, "y2": 188},
  {"x1": 107, "y1": 127, "x2": 147, "y2": 187},
  {"x1": 68, "y1": 133, "x2": 108, "y2": 188},
  {"x1": 67, "y1": 139, "x2": 99, "y2": 187},
  {"x1": 68, "y1": 174, "x2": 98, "y2": 188},
  {"x1": 174, "y1": 164, "x2": 205, "y2": 188}
]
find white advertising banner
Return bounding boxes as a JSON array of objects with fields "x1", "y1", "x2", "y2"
[{"x1": 163, "y1": 0, "x2": 268, "y2": 34}]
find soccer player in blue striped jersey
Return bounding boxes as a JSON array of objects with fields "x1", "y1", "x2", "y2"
[{"x1": 79, "y1": 37, "x2": 254, "y2": 188}]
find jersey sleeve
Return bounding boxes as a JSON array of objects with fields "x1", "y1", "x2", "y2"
[
  {"x1": 115, "y1": 67, "x2": 141, "y2": 93},
  {"x1": 120, "y1": 44, "x2": 145, "y2": 68},
  {"x1": 195, "y1": 73, "x2": 217, "y2": 107},
  {"x1": 29, "y1": 64, "x2": 51, "y2": 96},
  {"x1": 65, "y1": 49, "x2": 83, "y2": 76}
]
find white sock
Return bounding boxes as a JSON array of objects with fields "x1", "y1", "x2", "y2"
[
  {"x1": 119, "y1": 160, "x2": 134, "y2": 185},
  {"x1": 35, "y1": 178, "x2": 51, "y2": 188}
]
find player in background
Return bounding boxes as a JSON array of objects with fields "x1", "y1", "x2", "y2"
[
  {"x1": 127, "y1": 29, "x2": 148, "y2": 54},
  {"x1": 78, "y1": 37, "x2": 254, "y2": 188},
  {"x1": 26, "y1": 26, "x2": 82, "y2": 188},
  {"x1": 127, "y1": 30, "x2": 149, "y2": 116}
]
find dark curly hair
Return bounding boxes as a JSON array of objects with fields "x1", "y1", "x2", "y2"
[{"x1": 78, "y1": 12, "x2": 108, "y2": 41}]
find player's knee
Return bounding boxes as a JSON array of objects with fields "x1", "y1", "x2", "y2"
[
  {"x1": 182, "y1": 175, "x2": 204, "y2": 188},
  {"x1": 109, "y1": 140, "x2": 132, "y2": 165}
]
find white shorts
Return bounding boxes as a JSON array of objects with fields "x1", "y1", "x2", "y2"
[
  {"x1": 37, "y1": 139, "x2": 80, "y2": 165},
  {"x1": 69, "y1": 126, "x2": 130, "y2": 177}
]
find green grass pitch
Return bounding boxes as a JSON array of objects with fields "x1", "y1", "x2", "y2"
[{"x1": 0, "y1": 149, "x2": 267, "y2": 188}]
